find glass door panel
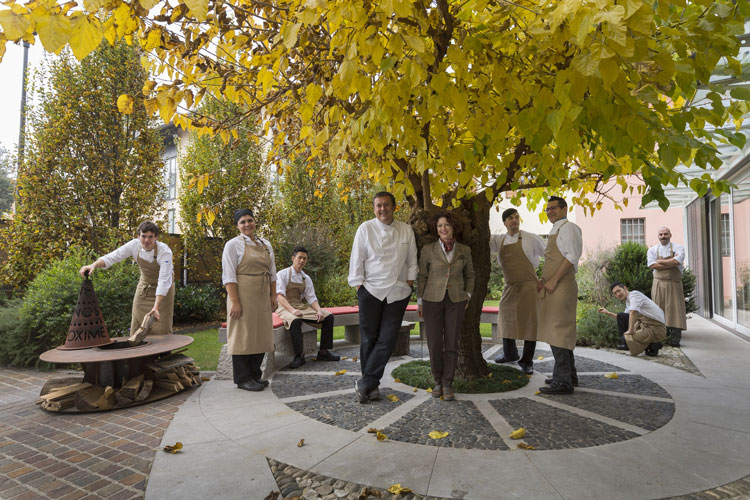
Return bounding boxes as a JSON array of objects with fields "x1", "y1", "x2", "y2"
[{"x1": 734, "y1": 172, "x2": 750, "y2": 329}]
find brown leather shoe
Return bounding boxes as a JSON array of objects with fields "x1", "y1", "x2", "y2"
[
  {"x1": 442, "y1": 387, "x2": 455, "y2": 401},
  {"x1": 432, "y1": 383, "x2": 443, "y2": 398}
]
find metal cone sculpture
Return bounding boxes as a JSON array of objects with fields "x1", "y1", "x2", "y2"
[{"x1": 60, "y1": 273, "x2": 113, "y2": 350}]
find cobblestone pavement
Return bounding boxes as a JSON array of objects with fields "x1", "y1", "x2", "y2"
[
  {"x1": 0, "y1": 367, "x2": 190, "y2": 500},
  {"x1": 271, "y1": 345, "x2": 676, "y2": 452},
  {"x1": 267, "y1": 458, "x2": 454, "y2": 500}
]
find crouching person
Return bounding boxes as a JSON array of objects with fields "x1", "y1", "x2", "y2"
[
  {"x1": 599, "y1": 282, "x2": 667, "y2": 357},
  {"x1": 276, "y1": 246, "x2": 340, "y2": 368}
]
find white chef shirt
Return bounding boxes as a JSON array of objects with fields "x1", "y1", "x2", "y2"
[
  {"x1": 490, "y1": 230, "x2": 545, "y2": 269},
  {"x1": 625, "y1": 290, "x2": 666, "y2": 324},
  {"x1": 548, "y1": 219, "x2": 583, "y2": 272},
  {"x1": 276, "y1": 266, "x2": 318, "y2": 305},
  {"x1": 348, "y1": 218, "x2": 418, "y2": 302},
  {"x1": 101, "y1": 239, "x2": 173, "y2": 296},
  {"x1": 647, "y1": 242, "x2": 685, "y2": 274},
  {"x1": 222, "y1": 234, "x2": 277, "y2": 285}
]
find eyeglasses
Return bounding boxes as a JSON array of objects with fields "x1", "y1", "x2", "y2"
[{"x1": 545, "y1": 205, "x2": 561, "y2": 212}]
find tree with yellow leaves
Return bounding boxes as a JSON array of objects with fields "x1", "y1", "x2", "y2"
[{"x1": 2, "y1": 0, "x2": 749, "y2": 376}]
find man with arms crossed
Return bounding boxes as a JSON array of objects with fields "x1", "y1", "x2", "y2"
[
  {"x1": 349, "y1": 192, "x2": 418, "y2": 403},
  {"x1": 537, "y1": 196, "x2": 583, "y2": 395},
  {"x1": 647, "y1": 227, "x2": 687, "y2": 347}
]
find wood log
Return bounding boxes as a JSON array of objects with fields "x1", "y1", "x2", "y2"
[
  {"x1": 155, "y1": 380, "x2": 183, "y2": 392},
  {"x1": 39, "y1": 383, "x2": 92, "y2": 402},
  {"x1": 134, "y1": 379, "x2": 153, "y2": 402},
  {"x1": 119, "y1": 374, "x2": 144, "y2": 400},
  {"x1": 115, "y1": 392, "x2": 134, "y2": 408},
  {"x1": 175, "y1": 367, "x2": 194, "y2": 387},
  {"x1": 95, "y1": 387, "x2": 116, "y2": 410},
  {"x1": 42, "y1": 397, "x2": 75, "y2": 411},
  {"x1": 145, "y1": 354, "x2": 194, "y2": 373},
  {"x1": 75, "y1": 386, "x2": 105, "y2": 411},
  {"x1": 40, "y1": 377, "x2": 84, "y2": 397}
]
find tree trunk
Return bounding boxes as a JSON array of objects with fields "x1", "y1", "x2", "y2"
[{"x1": 409, "y1": 195, "x2": 492, "y2": 380}]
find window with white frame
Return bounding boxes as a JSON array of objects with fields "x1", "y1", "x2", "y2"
[
  {"x1": 168, "y1": 209, "x2": 176, "y2": 234},
  {"x1": 620, "y1": 218, "x2": 646, "y2": 245},
  {"x1": 720, "y1": 213, "x2": 731, "y2": 257},
  {"x1": 164, "y1": 156, "x2": 177, "y2": 200}
]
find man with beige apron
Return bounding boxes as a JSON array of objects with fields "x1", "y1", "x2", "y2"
[
  {"x1": 490, "y1": 208, "x2": 545, "y2": 375},
  {"x1": 647, "y1": 227, "x2": 687, "y2": 347},
  {"x1": 222, "y1": 209, "x2": 277, "y2": 391},
  {"x1": 537, "y1": 196, "x2": 583, "y2": 395},
  {"x1": 276, "y1": 246, "x2": 340, "y2": 369},
  {"x1": 599, "y1": 282, "x2": 667, "y2": 356},
  {"x1": 79, "y1": 221, "x2": 175, "y2": 335}
]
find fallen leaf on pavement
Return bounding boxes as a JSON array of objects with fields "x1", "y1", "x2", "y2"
[
  {"x1": 386, "y1": 394, "x2": 400, "y2": 402},
  {"x1": 394, "y1": 378, "x2": 401, "y2": 383},
  {"x1": 334, "y1": 369, "x2": 347, "y2": 376},
  {"x1": 426, "y1": 387, "x2": 433, "y2": 393},
  {"x1": 163, "y1": 442, "x2": 183, "y2": 454},
  {"x1": 413, "y1": 387, "x2": 418, "y2": 392},
  {"x1": 352, "y1": 356, "x2": 358, "y2": 362},
  {"x1": 297, "y1": 439, "x2": 304, "y2": 447},
  {"x1": 604, "y1": 372, "x2": 619, "y2": 379},
  {"x1": 517, "y1": 442, "x2": 536, "y2": 450},
  {"x1": 387, "y1": 484, "x2": 413, "y2": 494},
  {"x1": 535, "y1": 391, "x2": 541, "y2": 395},
  {"x1": 359, "y1": 488, "x2": 382, "y2": 499},
  {"x1": 367, "y1": 428, "x2": 379, "y2": 434},
  {"x1": 537, "y1": 355, "x2": 544, "y2": 360},
  {"x1": 376, "y1": 431, "x2": 388, "y2": 441},
  {"x1": 341, "y1": 356, "x2": 348, "y2": 360},
  {"x1": 509, "y1": 428, "x2": 526, "y2": 439},
  {"x1": 487, "y1": 372, "x2": 493, "y2": 378},
  {"x1": 428, "y1": 431, "x2": 449, "y2": 439},
  {"x1": 200, "y1": 376, "x2": 210, "y2": 382}
]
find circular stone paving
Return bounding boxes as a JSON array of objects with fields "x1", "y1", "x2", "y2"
[{"x1": 271, "y1": 343, "x2": 675, "y2": 451}]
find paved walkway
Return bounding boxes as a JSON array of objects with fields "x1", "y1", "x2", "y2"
[
  {"x1": 1, "y1": 314, "x2": 748, "y2": 500},
  {"x1": 146, "y1": 315, "x2": 750, "y2": 500}
]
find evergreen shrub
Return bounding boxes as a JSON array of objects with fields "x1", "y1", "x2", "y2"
[{"x1": 174, "y1": 284, "x2": 224, "y2": 323}]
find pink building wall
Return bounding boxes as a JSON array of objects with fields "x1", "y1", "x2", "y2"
[{"x1": 573, "y1": 178, "x2": 686, "y2": 258}]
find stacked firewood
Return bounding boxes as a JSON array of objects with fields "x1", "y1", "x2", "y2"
[{"x1": 38, "y1": 354, "x2": 201, "y2": 412}]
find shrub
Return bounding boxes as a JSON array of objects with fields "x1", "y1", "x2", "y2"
[
  {"x1": 605, "y1": 242, "x2": 653, "y2": 296},
  {"x1": 174, "y1": 284, "x2": 224, "y2": 323},
  {"x1": 486, "y1": 258, "x2": 505, "y2": 300},
  {"x1": 576, "y1": 299, "x2": 621, "y2": 348},
  {"x1": 0, "y1": 299, "x2": 36, "y2": 366},
  {"x1": 9, "y1": 246, "x2": 139, "y2": 366},
  {"x1": 315, "y1": 270, "x2": 357, "y2": 307},
  {"x1": 683, "y1": 267, "x2": 697, "y2": 314}
]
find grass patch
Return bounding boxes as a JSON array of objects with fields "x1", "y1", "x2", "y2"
[
  {"x1": 183, "y1": 329, "x2": 222, "y2": 371},
  {"x1": 391, "y1": 360, "x2": 529, "y2": 394}
]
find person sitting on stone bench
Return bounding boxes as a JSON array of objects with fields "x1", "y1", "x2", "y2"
[
  {"x1": 598, "y1": 282, "x2": 667, "y2": 357},
  {"x1": 276, "y1": 246, "x2": 341, "y2": 368}
]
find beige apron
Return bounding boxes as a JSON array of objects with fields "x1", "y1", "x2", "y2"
[
  {"x1": 624, "y1": 311, "x2": 667, "y2": 356},
  {"x1": 227, "y1": 242, "x2": 274, "y2": 355},
  {"x1": 275, "y1": 267, "x2": 330, "y2": 329},
  {"x1": 651, "y1": 247, "x2": 687, "y2": 330},
  {"x1": 498, "y1": 234, "x2": 539, "y2": 341},
  {"x1": 537, "y1": 223, "x2": 577, "y2": 350},
  {"x1": 130, "y1": 244, "x2": 175, "y2": 335}
]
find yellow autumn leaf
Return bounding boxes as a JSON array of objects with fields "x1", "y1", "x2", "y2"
[
  {"x1": 334, "y1": 369, "x2": 347, "y2": 376},
  {"x1": 205, "y1": 208, "x2": 215, "y2": 226},
  {"x1": 487, "y1": 372, "x2": 493, "y2": 378},
  {"x1": 0, "y1": 9, "x2": 30, "y2": 40},
  {"x1": 376, "y1": 431, "x2": 388, "y2": 441},
  {"x1": 35, "y1": 11, "x2": 72, "y2": 55},
  {"x1": 502, "y1": 380, "x2": 511, "y2": 384},
  {"x1": 605, "y1": 372, "x2": 619, "y2": 379},
  {"x1": 413, "y1": 387, "x2": 417, "y2": 392},
  {"x1": 387, "y1": 484, "x2": 412, "y2": 494},
  {"x1": 297, "y1": 439, "x2": 304, "y2": 447},
  {"x1": 366, "y1": 428, "x2": 378, "y2": 434},
  {"x1": 163, "y1": 441, "x2": 183, "y2": 453},
  {"x1": 537, "y1": 355, "x2": 544, "y2": 360},
  {"x1": 183, "y1": 0, "x2": 208, "y2": 21},
  {"x1": 393, "y1": 378, "x2": 401, "y2": 383},
  {"x1": 509, "y1": 428, "x2": 526, "y2": 439},
  {"x1": 117, "y1": 94, "x2": 135, "y2": 114},
  {"x1": 428, "y1": 431, "x2": 449, "y2": 439},
  {"x1": 517, "y1": 442, "x2": 536, "y2": 450},
  {"x1": 535, "y1": 391, "x2": 541, "y2": 395},
  {"x1": 351, "y1": 357, "x2": 358, "y2": 362},
  {"x1": 340, "y1": 356, "x2": 348, "y2": 360},
  {"x1": 426, "y1": 387, "x2": 432, "y2": 393},
  {"x1": 68, "y1": 13, "x2": 102, "y2": 60},
  {"x1": 385, "y1": 394, "x2": 399, "y2": 402}
]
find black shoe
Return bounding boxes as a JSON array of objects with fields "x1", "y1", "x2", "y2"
[
  {"x1": 494, "y1": 355, "x2": 520, "y2": 364},
  {"x1": 367, "y1": 387, "x2": 381, "y2": 401},
  {"x1": 289, "y1": 356, "x2": 306, "y2": 369},
  {"x1": 317, "y1": 350, "x2": 341, "y2": 362},
  {"x1": 666, "y1": 340, "x2": 680, "y2": 347},
  {"x1": 545, "y1": 377, "x2": 578, "y2": 387},
  {"x1": 539, "y1": 383, "x2": 573, "y2": 395},
  {"x1": 354, "y1": 380, "x2": 369, "y2": 403},
  {"x1": 518, "y1": 363, "x2": 533, "y2": 375},
  {"x1": 616, "y1": 344, "x2": 628, "y2": 350},
  {"x1": 645, "y1": 342, "x2": 662, "y2": 357},
  {"x1": 256, "y1": 379, "x2": 269, "y2": 387},
  {"x1": 238, "y1": 379, "x2": 264, "y2": 391}
]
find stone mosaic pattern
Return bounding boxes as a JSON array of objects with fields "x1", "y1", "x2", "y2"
[
  {"x1": 534, "y1": 356, "x2": 630, "y2": 373},
  {"x1": 383, "y1": 399, "x2": 509, "y2": 450},
  {"x1": 489, "y1": 397, "x2": 639, "y2": 450},
  {"x1": 286, "y1": 389, "x2": 414, "y2": 431},
  {"x1": 271, "y1": 373, "x2": 358, "y2": 399},
  {"x1": 280, "y1": 358, "x2": 361, "y2": 373},
  {"x1": 577, "y1": 374, "x2": 671, "y2": 398},
  {"x1": 268, "y1": 458, "x2": 454, "y2": 500},
  {"x1": 540, "y1": 392, "x2": 675, "y2": 431}
]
